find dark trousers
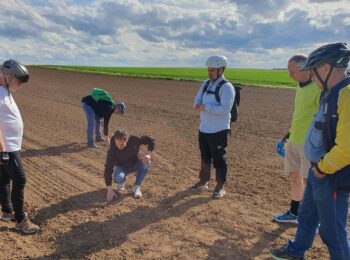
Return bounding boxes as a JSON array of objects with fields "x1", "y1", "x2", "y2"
[
  {"x1": 0, "y1": 151, "x2": 26, "y2": 222},
  {"x1": 198, "y1": 130, "x2": 228, "y2": 186}
]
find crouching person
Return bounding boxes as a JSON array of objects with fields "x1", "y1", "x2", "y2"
[{"x1": 104, "y1": 129, "x2": 155, "y2": 200}]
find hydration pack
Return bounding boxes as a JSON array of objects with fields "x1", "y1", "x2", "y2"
[{"x1": 202, "y1": 80, "x2": 241, "y2": 122}]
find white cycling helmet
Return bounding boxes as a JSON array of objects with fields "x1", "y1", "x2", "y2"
[{"x1": 205, "y1": 56, "x2": 228, "y2": 68}]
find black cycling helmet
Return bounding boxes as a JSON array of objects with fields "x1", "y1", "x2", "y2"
[
  {"x1": 300, "y1": 42, "x2": 350, "y2": 71},
  {"x1": 2, "y1": 59, "x2": 29, "y2": 83}
]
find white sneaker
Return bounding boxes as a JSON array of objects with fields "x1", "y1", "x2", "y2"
[
  {"x1": 133, "y1": 185, "x2": 142, "y2": 198},
  {"x1": 117, "y1": 183, "x2": 125, "y2": 194}
]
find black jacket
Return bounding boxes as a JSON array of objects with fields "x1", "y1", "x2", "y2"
[
  {"x1": 81, "y1": 95, "x2": 115, "y2": 135},
  {"x1": 104, "y1": 135, "x2": 155, "y2": 186}
]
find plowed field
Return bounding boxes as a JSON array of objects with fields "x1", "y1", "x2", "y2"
[{"x1": 0, "y1": 68, "x2": 334, "y2": 259}]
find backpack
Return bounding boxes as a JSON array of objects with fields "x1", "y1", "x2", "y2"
[
  {"x1": 202, "y1": 80, "x2": 241, "y2": 122},
  {"x1": 91, "y1": 88, "x2": 115, "y2": 105}
]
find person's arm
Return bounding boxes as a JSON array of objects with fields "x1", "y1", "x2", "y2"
[
  {"x1": 96, "y1": 100, "x2": 113, "y2": 139},
  {"x1": 104, "y1": 145, "x2": 117, "y2": 201},
  {"x1": 102, "y1": 111, "x2": 112, "y2": 144},
  {"x1": 204, "y1": 83, "x2": 235, "y2": 115},
  {"x1": 139, "y1": 135, "x2": 155, "y2": 152},
  {"x1": 193, "y1": 81, "x2": 207, "y2": 108},
  {"x1": 0, "y1": 129, "x2": 6, "y2": 152},
  {"x1": 317, "y1": 87, "x2": 350, "y2": 174},
  {"x1": 139, "y1": 135, "x2": 155, "y2": 164},
  {"x1": 103, "y1": 110, "x2": 112, "y2": 137}
]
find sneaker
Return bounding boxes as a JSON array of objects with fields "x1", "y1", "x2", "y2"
[
  {"x1": 213, "y1": 186, "x2": 226, "y2": 198},
  {"x1": 117, "y1": 183, "x2": 125, "y2": 195},
  {"x1": 87, "y1": 143, "x2": 99, "y2": 148},
  {"x1": 190, "y1": 181, "x2": 209, "y2": 191},
  {"x1": 133, "y1": 185, "x2": 142, "y2": 198},
  {"x1": 273, "y1": 210, "x2": 298, "y2": 224},
  {"x1": 15, "y1": 213, "x2": 40, "y2": 234},
  {"x1": 270, "y1": 247, "x2": 305, "y2": 260},
  {"x1": 0, "y1": 212, "x2": 15, "y2": 222}
]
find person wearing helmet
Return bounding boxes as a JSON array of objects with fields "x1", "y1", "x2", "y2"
[
  {"x1": 273, "y1": 55, "x2": 320, "y2": 224},
  {"x1": 190, "y1": 55, "x2": 235, "y2": 198},
  {"x1": 270, "y1": 43, "x2": 350, "y2": 260},
  {"x1": 81, "y1": 90, "x2": 126, "y2": 148},
  {"x1": 0, "y1": 59, "x2": 40, "y2": 234}
]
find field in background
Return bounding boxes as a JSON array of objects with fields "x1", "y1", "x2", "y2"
[{"x1": 37, "y1": 65, "x2": 297, "y2": 88}]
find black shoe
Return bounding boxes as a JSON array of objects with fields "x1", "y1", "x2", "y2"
[
  {"x1": 213, "y1": 185, "x2": 226, "y2": 198},
  {"x1": 87, "y1": 143, "x2": 99, "y2": 148},
  {"x1": 190, "y1": 181, "x2": 209, "y2": 191},
  {"x1": 270, "y1": 248, "x2": 305, "y2": 260}
]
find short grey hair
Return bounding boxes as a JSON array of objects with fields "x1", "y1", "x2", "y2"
[{"x1": 288, "y1": 55, "x2": 307, "y2": 67}]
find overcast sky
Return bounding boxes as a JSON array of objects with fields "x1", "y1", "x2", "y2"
[{"x1": 0, "y1": 0, "x2": 349, "y2": 68}]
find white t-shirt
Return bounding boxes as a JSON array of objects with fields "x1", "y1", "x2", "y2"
[{"x1": 0, "y1": 85, "x2": 23, "y2": 152}]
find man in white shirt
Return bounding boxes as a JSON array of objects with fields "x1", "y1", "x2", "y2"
[
  {"x1": 0, "y1": 59, "x2": 39, "y2": 234},
  {"x1": 191, "y1": 56, "x2": 235, "y2": 198}
]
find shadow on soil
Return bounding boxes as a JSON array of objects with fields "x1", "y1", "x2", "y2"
[
  {"x1": 33, "y1": 189, "x2": 120, "y2": 224},
  {"x1": 33, "y1": 189, "x2": 210, "y2": 259},
  {"x1": 21, "y1": 142, "x2": 87, "y2": 158},
  {"x1": 206, "y1": 225, "x2": 291, "y2": 259}
]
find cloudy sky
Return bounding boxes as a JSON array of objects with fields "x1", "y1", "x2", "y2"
[{"x1": 0, "y1": 0, "x2": 349, "y2": 68}]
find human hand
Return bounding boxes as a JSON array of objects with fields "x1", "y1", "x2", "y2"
[
  {"x1": 312, "y1": 166, "x2": 326, "y2": 179},
  {"x1": 104, "y1": 136, "x2": 110, "y2": 146},
  {"x1": 142, "y1": 154, "x2": 151, "y2": 164},
  {"x1": 197, "y1": 104, "x2": 205, "y2": 111},
  {"x1": 106, "y1": 186, "x2": 116, "y2": 201},
  {"x1": 276, "y1": 140, "x2": 286, "y2": 157},
  {"x1": 194, "y1": 104, "x2": 200, "y2": 109}
]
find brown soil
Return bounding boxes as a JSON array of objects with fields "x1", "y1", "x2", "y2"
[{"x1": 0, "y1": 68, "x2": 334, "y2": 259}]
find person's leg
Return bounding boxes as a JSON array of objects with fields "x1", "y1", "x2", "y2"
[
  {"x1": 94, "y1": 114, "x2": 102, "y2": 141},
  {"x1": 275, "y1": 142, "x2": 302, "y2": 222},
  {"x1": 114, "y1": 166, "x2": 128, "y2": 186},
  {"x1": 283, "y1": 169, "x2": 319, "y2": 257},
  {"x1": 290, "y1": 171, "x2": 304, "y2": 215},
  {"x1": 81, "y1": 102, "x2": 96, "y2": 146},
  {"x1": 291, "y1": 144, "x2": 311, "y2": 214},
  {"x1": 314, "y1": 181, "x2": 350, "y2": 259},
  {"x1": 211, "y1": 130, "x2": 228, "y2": 187},
  {"x1": 130, "y1": 160, "x2": 150, "y2": 198},
  {"x1": 0, "y1": 166, "x2": 13, "y2": 215},
  {"x1": 5, "y1": 151, "x2": 39, "y2": 234},
  {"x1": 330, "y1": 191, "x2": 350, "y2": 260},
  {"x1": 198, "y1": 131, "x2": 212, "y2": 184},
  {"x1": 6, "y1": 152, "x2": 26, "y2": 223},
  {"x1": 133, "y1": 160, "x2": 150, "y2": 186}
]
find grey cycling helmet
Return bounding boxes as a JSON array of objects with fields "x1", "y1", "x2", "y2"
[
  {"x1": 2, "y1": 59, "x2": 29, "y2": 83},
  {"x1": 205, "y1": 56, "x2": 228, "y2": 68},
  {"x1": 300, "y1": 42, "x2": 350, "y2": 71}
]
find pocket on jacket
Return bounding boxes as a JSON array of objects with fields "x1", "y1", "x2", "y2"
[{"x1": 309, "y1": 122, "x2": 325, "y2": 148}]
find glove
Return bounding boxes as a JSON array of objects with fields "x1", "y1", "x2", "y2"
[
  {"x1": 276, "y1": 140, "x2": 286, "y2": 157},
  {"x1": 0, "y1": 152, "x2": 10, "y2": 165}
]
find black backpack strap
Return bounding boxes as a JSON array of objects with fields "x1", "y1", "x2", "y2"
[
  {"x1": 201, "y1": 80, "x2": 211, "y2": 99},
  {"x1": 214, "y1": 80, "x2": 228, "y2": 103}
]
